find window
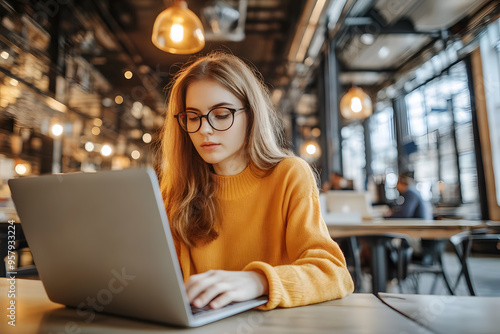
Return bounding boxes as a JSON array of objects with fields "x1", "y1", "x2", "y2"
[
  {"x1": 404, "y1": 61, "x2": 479, "y2": 205},
  {"x1": 369, "y1": 106, "x2": 398, "y2": 200},
  {"x1": 341, "y1": 122, "x2": 366, "y2": 190}
]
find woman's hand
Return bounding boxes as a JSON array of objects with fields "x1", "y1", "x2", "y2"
[{"x1": 185, "y1": 270, "x2": 269, "y2": 309}]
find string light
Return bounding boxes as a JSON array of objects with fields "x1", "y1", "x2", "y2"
[
  {"x1": 142, "y1": 133, "x2": 152, "y2": 144},
  {"x1": 101, "y1": 144, "x2": 113, "y2": 157},
  {"x1": 85, "y1": 142, "x2": 95, "y2": 152},
  {"x1": 131, "y1": 150, "x2": 141, "y2": 160}
]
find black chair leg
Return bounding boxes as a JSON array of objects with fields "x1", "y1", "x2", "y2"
[
  {"x1": 451, "y1": 235, "x2": 476, "y2": 295},
  {"x1": 438, "y1": 252, "x2": 455, "y2": 295},
  {"x1": 348, "y1": 236, "x2": 363, "y2": 292},
  {"x1": 429, "y1": 275, "x2": 439, "y2": 294},
  {"x1": 461, "y1": 239, "x2": 476, "y2": 295}
]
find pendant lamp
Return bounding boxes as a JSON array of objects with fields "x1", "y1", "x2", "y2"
[
  {"x1": 152, "y1": 0, "x2": 205, "y2": 54},
  {"x1": 339, "y1": 87, "x2": 373, "y2": 120}
]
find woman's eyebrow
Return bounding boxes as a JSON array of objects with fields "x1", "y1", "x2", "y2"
[
  {"x1": 185, "y1": 102, "x2": 235, "y2": 112},
  {"x1": 210, "y1": 102, "x2": 234, "y2": 108}
]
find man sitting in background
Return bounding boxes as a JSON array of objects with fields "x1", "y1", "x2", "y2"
[
  {"x1": 386, "y1": 174, "x2": 436, "y2": 266},
  {"x1": 385, "y1": 175, "x2": 432, "y2": 220}
]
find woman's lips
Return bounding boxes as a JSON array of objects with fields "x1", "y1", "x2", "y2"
[{"x1": 201, "y1": 143, "x2": 220, "y2": 151}]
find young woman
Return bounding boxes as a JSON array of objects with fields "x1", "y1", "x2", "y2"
[{"x1": 159, "y1": 52, "x2": 353, "y2": 311}]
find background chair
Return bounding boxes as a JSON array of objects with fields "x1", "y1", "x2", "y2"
[
  {"x1": 334, "y1": 236, "x2": 363, "y2": 292},
  {"x1": 397, "y1": 239, "x2": 455, "y2": 295},
  {"x1": 335, "y1": 233, "x2": 414, "y2": 294},
  {"x1": 449, "y1": 231, "x2": 500, "y2": 295}
]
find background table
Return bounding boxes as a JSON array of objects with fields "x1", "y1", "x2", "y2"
[
  {"x1": 0, "y1": 278, "x2": 432, "y2": 333},
  {"x1": 325, "y1": 218, "x2": 485, "y2": 239},
  {"x1": 326, "y1": 218, "x2": 486, "y2": 293},
  {"x1": 378, "y1": 292, "x2": 500, "y2": 334}
]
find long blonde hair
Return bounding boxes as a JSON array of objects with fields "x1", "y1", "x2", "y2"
[{"x1": 159, "y1": 51, "x2": 292, "y2": 247}]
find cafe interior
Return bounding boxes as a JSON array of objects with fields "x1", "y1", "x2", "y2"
[{"x1": 0, "y1": 0, "x2": 500, "y2": 332}]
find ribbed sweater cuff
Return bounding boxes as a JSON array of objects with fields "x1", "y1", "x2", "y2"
[{"x1": 243, "y1": 261, "x2": 283, "y2": 310}]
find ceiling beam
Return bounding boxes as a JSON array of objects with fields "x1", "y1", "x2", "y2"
[
  {"x1": 344, "y1": 18, "x2": 441, "y2": 36},
  {"x1": 341, "y1": 68, "x2": 397, "y2": 73}
]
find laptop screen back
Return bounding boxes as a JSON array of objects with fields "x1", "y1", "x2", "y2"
[{"x1": 325, "y1": 190, "x2": 373, "y2": 219}]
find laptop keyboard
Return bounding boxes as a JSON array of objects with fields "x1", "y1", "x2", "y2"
[
  {"x1": 190, "y1": 302, "x2": 236, "y2": 315},
  {"x1": 190, "y1": 304, "x2": 212, "y2": 315}
]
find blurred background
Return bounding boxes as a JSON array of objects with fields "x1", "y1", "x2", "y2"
[{"x1": 0, "y1": 0, "x2": 499, "y2": 221}]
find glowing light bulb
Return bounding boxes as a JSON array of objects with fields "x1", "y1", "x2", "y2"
[
  {"x1": 340, "y1": 87, "x2": 373, "y2": 120},
  {"x1": 142, "y1": 133, "x2": 152, "y2": 144},
  {"x1": 15, "y1": 164, "x2": 27, "y2": 175},
  {"x1": 85, "y1": 142, "x2": 94, "y2": 152},
  {"x1": 124, "y1": 70, "x2": 133, "y2": 79},
  {"x1": 51, "y1": 124, "x2": 63, "y2": 136},
  {"x1": 101, "y1": 144, "x2": 112, "y2": 157},
  {"x1": 131, "y1": 150, "x2": 141, "y2": 160},
  {"x1": 306, "y1": 144, "x2": 317, "y2": 155},
  {"x1": 170, "y1": 24, "x2": 184, "y2": 42},
  {"x1": 351, "y1": 97, "x2": 362, "y2": 113}
]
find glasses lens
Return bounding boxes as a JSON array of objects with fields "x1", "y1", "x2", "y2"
[
  {"x1": 208, "y1": 108, "x2": 234, "y2": 131},
  {"x1": 178, "y1": 112, "x2": 200, "y2": 133}
]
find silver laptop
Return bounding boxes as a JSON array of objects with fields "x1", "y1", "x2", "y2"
[
  {"x1": 8, "y1": 168, "x2": 267, "y2": 327},
  {"x1": 325, "y1": 190, "x2": 373, "y2": 220}
]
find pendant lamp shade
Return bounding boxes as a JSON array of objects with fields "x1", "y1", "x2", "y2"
[
  {"x1": 152, "y1": 0, "x2": 205, "y2": 54},
  {"x1": 339, "y1": 87, "x2": 373, "y2": 120}
]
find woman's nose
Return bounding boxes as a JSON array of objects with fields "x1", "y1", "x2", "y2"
[{"x1": 198, "y1": 117, "x2": 214, "y2": 135}]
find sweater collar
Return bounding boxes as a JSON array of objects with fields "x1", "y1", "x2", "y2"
[{"x1": 212, "y1": 163, "x2": 263, "y2": 200}]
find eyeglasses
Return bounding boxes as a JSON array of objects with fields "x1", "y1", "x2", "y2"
[{"x1": 174, "y1": 107, "x2": 246, "y2": 133}]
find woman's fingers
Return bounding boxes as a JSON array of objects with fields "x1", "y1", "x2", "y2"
[
  {"x1": 193, "y1": 281, "x2": 232, "y2": 308},
  {"x1": 184, "y1": 270, "x2": 268, "y2": 309},
  {"x1": 209, "y1": 291, "x2": 235, "y2": 309},
  {"x1": 185, "y1": 271, "x2": 220, "y2": 305}
]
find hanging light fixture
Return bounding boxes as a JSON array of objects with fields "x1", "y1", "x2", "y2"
[
  {"x1": 339, "y1": 87, "x2": 373, "y2": 120},
  {"x1": 152, "y1": 0, "x2": 205, "y2": 54}
]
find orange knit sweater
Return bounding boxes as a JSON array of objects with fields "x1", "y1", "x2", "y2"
[{"x1": 174, "y1": 157, "x2": 354, "y2": 310}]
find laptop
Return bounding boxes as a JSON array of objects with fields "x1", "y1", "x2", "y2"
[
  {"x1": 325, "y1": 190, "x2": 373, "y2": 221},
  {"x1": 8, "y1": 168, "x2": 267, "y2": 327}
]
